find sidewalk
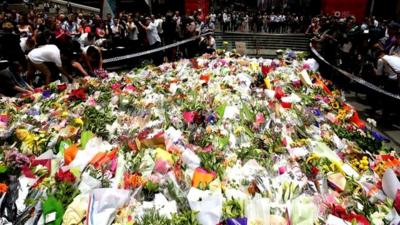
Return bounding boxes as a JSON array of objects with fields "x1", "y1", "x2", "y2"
[{"x1": 345, "y1": 91, "x2": 400, "y2": 150}]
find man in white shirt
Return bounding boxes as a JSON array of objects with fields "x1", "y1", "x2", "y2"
[
  {"x1": 376, "y1": 50, "x2": 400, "y2": 93},
  {"x1": 139, "y1": 17, "x2": 162, "y2": 65},
  {"x1": 151, "y1": 15, "x2": 164, "y2": 36},
  {"x1": 27, "y1": 42, "x2": 72, "y2": 85},
  {"x1": 375, "y1": 50, "x2": 400, "y2": 123}
]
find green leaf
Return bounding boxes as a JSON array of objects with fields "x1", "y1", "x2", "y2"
[
  {"x1": 243, "y1": 126, "x2": 255, "y2": 139},
  {"x1": 216, "y1": 103, "x2": 227, "y2": 119},
  {"x1": 218, "y1": 136, "x2": 229, "y2": 148},
  {"x1": 241, "y1": 103, "x2": 255, "y2": 122},
  {"x1": 80, "y1": 131, "x2": 93, "y2": 149},
  {"x1": 0, "y1": 164, "x2": 7, "y2": 173},
  {"x1": 42, "y1": 196, "x2": 65, "y2": 225},
  {"x1": 58, "y1": 140, "x2": 71, "y2": 155}
]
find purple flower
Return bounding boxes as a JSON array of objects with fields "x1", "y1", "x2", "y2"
[
  {"x1": 371, "y1": 130, "x2": 390, "y2": 142},
  {"x1": 27, "y1": 108, "x2": 39, "y2": 116},
  {"x1": 287, "y1": 51, "x2": 296, "y2": 59},
  {"x1": 226, "y1": 218, "x2": 247, "y2": 225},
  {"x1": 206, "y1": 114, "x2": 217, "y2": 124},
  {"x1": 42, "y1": 90, "x2": 52, "y2": 98},
  {"x1": 5, "y1": 150, "x2": 30, "y2": 169},
  {"x1": 313, "y1": 109, "x2": 321, "y2": 116}
]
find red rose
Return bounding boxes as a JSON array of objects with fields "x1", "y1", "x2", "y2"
[
  {"x1": 281, "y1": 101, "x2": 292, "y2": 109},
  {"x1": 274, "y1": 86, "x2": 285, "y2": 100},
  {"x1": 394, "y1": 189, "x2": 400, "y2": 213},
  {"x1": 34, "y1": 87, "x2": 44, "y2": 93},
  {"x1": 55, "y1": 169, "x2": 76, "y2": 183},
  {"x1": 69, "y1": 88, "x2": 87, "y2": 101},
  {"x1": 311, "y1": 166, "x2": 319, "y2": 176},
  {"x1": 262, "y1": 65, "x2": 273, "y2": 76},
  {"x1": 137, "y1": 128, "x2": 151, "y2": 140},
  {"x1": 57, "y1": 83, "x2": 67, "y2": 92},
  {"x1": 330, "y1": 204, "x2": 370, "y2": 225}
]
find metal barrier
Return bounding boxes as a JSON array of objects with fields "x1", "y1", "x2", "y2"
[
  {"x1": 310, "y1": 43, "x2": 400, "y2": 101},
  {"x1": 103, "y1": 32, "x2": 213, "y2": 65}
]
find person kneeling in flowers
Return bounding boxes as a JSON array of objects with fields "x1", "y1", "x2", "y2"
[{"x1": 26, "y1": 32, "x2": 73, "y2": 86}]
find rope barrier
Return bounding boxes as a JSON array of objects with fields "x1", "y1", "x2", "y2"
[
  {"x1": 103, "y1": 32, "x2": 213, "y2": 64},
  {"x1": 310, "y1": 43, "x2": 400, "y2": 101}
]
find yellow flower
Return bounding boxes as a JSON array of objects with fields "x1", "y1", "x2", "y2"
[
  {"x1": 306, "y1": 153, "x2": 320, "y2": 163},
  {"x1": 330, "y1": 101, "x2": 339, "y2": 109},
  {"x1": 73, "y1": 118, "x2": 84, "y2": 126},
  {"x1": 234, "y1": 126, "x2": 243, "y2": 135},
  {"x1": 336, "y1": 109, "x2": 347, "y2": 120},
  {"x1": 16, "y1": 128, "x2": 29, "y2": 140},
  {"x1": 62, "y1": 111, "x2": 69, "y2": 118}
]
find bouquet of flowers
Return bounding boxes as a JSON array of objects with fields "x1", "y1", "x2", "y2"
[{"x1": 0, "y1": 50, "x2": 398, "y2": 225}]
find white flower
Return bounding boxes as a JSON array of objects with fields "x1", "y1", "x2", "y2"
[
  {"x1": 370, "y1": 211, "x2": 385, "y2": 225},
  {"x1": 367, "y1": 118, "x2": 377, "y2": 127}
]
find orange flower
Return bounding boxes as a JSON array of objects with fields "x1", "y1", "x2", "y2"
[
  {"x1": 64, "y1": 144, "x2": 78, "y2": 165},
  {"x1": 192, "y1": 167, "x2": 216, "y2": 189},
  {"x1": 124, "y1": 174, "x2": 143, "y2": 189},
  {"x1": 0, "y1": 183, "x2": 8, "y2": 193}
]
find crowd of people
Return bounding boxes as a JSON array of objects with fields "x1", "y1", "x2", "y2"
[
  {"x1": 310, "y1": 14, "x2": 400, "y2": 94},
  {"x1": 219, "y1": 10, "x2": 308, "y2": 33},
  {"x1": 310, "y1": 14, "x2": 400, "y2": 122},
  {"x1": 0, "y1": 3, "x2": 218, "y2": 97}
]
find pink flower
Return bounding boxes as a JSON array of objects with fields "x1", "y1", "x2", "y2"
[
  {"x1": 278, "y1": 166, "x2": 286, "y2": 174},
  {"x1": 203, "y1": 144, "x2": 213, "y2": 153},
  {"x1": 182, "y1": 111, "x2": 198, "y2": 123},
  {"x1": 303, "y1": 64, "x2": 311, "y2": 70},
  {"x1": 125, "y1": 85, "x2": 136, "y2": 92},
  {"x1": 255, "y1": 113, "x2": 265, "y2": 125},
  {"x1": 154, "y1": 160, "x2": 169, "y2": 174},
  {"x1": 111, "y1": 83, "x2": 122, "y2": 90},
  {"x1": 85, "y1": 96, "x2": 95, "y2": 106},
  {"x1": 0, "y1": 115, "x2": 9, "y2": 123}
]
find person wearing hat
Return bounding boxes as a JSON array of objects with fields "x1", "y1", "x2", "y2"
[{"x1": 139, "y1": 17, "x2": 162, "y2": 65}]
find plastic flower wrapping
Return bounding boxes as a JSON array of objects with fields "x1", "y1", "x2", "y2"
[{"x1": 0, "y1": 51, "x2": 399, "y2": 225}]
